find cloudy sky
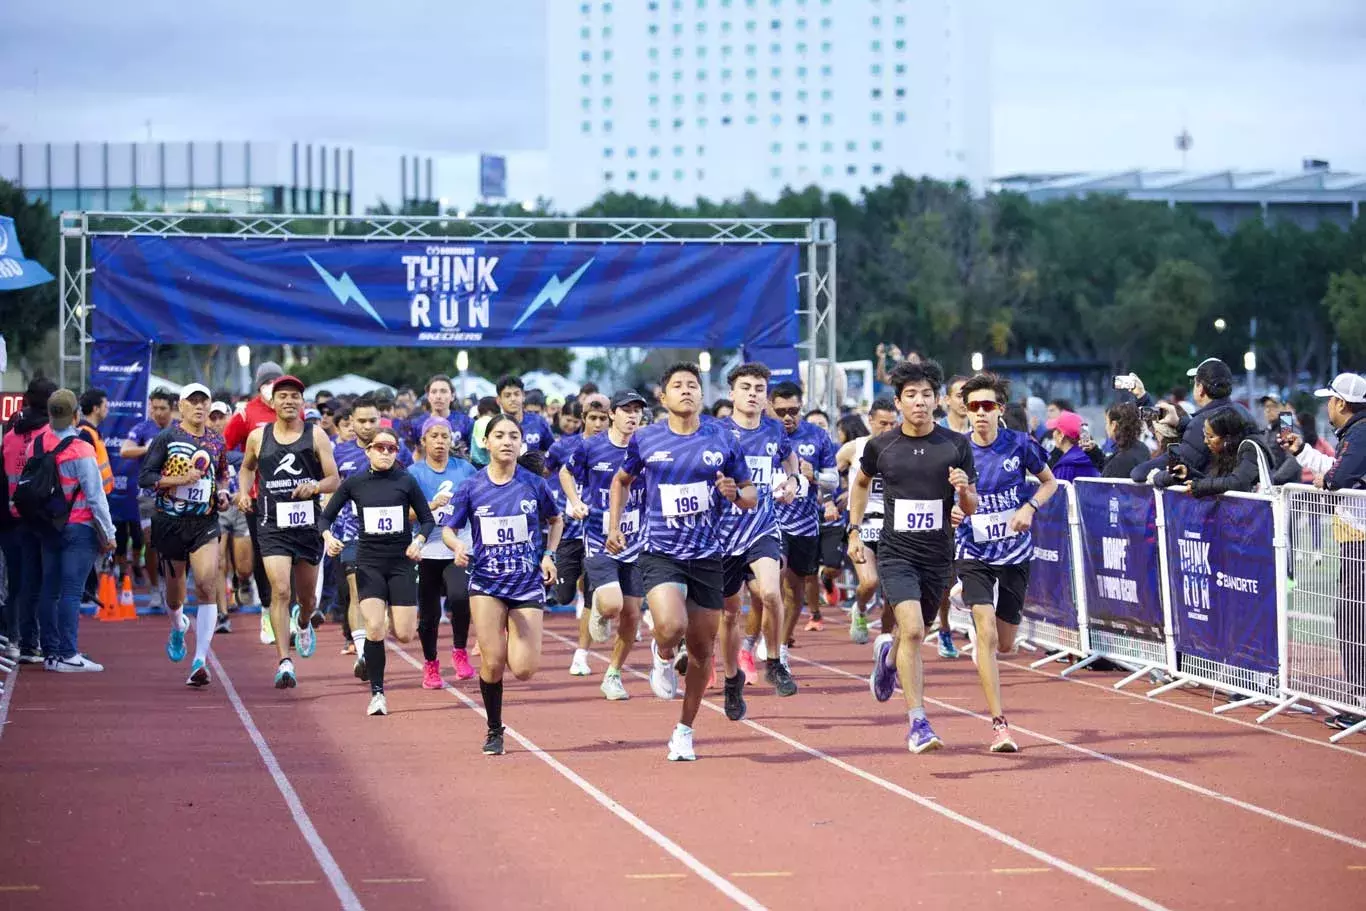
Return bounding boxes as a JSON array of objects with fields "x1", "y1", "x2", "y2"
[{"x1": 2, "y1": 0, "x2": 1362, "y2": 203}]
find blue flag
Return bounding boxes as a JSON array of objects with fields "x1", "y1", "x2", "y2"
[{"x1": 0, "y1": 216, "x2": 56, "y2": 291}]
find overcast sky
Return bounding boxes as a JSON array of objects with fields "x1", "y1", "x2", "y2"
[{"x1": 2, "y1": 0, "x2": 1362, "y2": 197}]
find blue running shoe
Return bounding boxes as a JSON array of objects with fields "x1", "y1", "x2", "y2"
[
  {"x1": 937, "y1": 628, "x2": 960, "y2": 659},
  {"x1": 294, "y1": 605, "x2": 316, "y2": 658},
  {"x1": 869, "y1": 633, "x2": 897, "y2": 702},
  {"x1": 908, "y1": 717, "x2": 943, "y2": 754},
  {"x1": 185, "y1": 658, "x2": 211, "y2": 688},
  {"x1": 166, "y1": 617, "x2": 187, "y2": 663}
]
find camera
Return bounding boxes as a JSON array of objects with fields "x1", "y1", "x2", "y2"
[{"x1": 1140, "y1": 406, "x2": 1162, "y2": 423}]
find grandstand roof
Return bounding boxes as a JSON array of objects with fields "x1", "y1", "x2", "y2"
[{"x1": 992, "y1": 169, "x2": 1366, "y2": 204}]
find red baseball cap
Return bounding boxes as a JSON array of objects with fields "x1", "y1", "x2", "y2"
[
  {"x1": 272, "y1": 374, "x2": 306, "y2": 394},
  {"x1": 1046, "y1": 411, "x2": 1084, "y2": 440}
]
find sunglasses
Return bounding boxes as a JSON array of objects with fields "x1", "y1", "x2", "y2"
[
  {"x1": 370, "y1": 442, "x2": 399, "y2": 454},
  {"x1": 965, "y1": 400, "x2": 1000, "y2": 413},
  {"x1": 772, "y1": 406, "x2": 801, "y2": 418}
]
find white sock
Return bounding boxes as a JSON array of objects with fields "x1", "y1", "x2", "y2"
[
  {"x1": 352, "y1": 628, "x2": 366, "y2": 655},
  {"x1": 169, "y1": 607, "x2": 185, "y2": 632},
  {"x1": 194, "y1": 604, "x2": 216, "y2": 662}
]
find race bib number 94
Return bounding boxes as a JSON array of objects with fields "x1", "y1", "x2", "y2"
[
  {"x1": 479, "y1": 514, "x2": 530, "y2": 546},
  {"x1": 892, "y1": 499, "x2": 942, "y2": 533}
]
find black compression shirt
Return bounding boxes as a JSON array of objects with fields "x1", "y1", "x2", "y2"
[
  {"x1": 859, "y1": 425, "x2": 976, "y2": 567},
  {"x1": 320, "y1": 466, "x2": 435, "y2": 564}
]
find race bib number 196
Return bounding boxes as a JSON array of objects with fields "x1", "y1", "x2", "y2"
[{"x1": 660, "y1": 482, "x2": 709, "y2": 518}]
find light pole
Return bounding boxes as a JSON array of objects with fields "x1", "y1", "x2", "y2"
[
  {"x1": 1244, "y1": 349, "x2": 1257, "y2": 404},
  {"x1": 698, "y1": 351, "x2": 712, "y2": 407},
  {"x1": 970, "y1": 352, "x2": 984, "y2": 372},
  {"x1": 456, "y1": 349, "x2": 469, "y2": 407},
  {"x1": 236, "y1": 345, "x2": 252, "y2": 396}
]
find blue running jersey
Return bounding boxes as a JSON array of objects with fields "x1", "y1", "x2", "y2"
[
  {"x1": 445, "y1": 466, "x2": 560, "y2": 601},
  {"x1": 546, "y1": 433, "x2": 586, "y2": 542},
  {"x1": 518, "y1": 412, "x2": 555, "y2": 453},
  {"x1": 568, "y1": 432, "x2": 648, "y2": 562},
  {"x1": 954, "y1": 429, "x2": 1048, "y2": 566},
  {"x1": 775, "y1": 421, "x2": 838, "y2": 537},
  {"x1": 716, "y1": 415, "x2": 790, "y2": 555},
  {"x1": 329, "y1": 439, "x2": 368, "y2": 541},
  {"x1": 622, "y1": 420, "x2": 752, "y2": 560}
]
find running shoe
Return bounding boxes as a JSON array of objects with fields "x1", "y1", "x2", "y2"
[
  {"x1": 18, "y1": 647, "x2": 44, "y2": 665},
  {"x1": 166, "y1": 614, "x2": 188, "y2": 663},
  {"x1": 723, "y1": 673, "x2": 747, "y2": 721},
  {"x1": 779, "y1": 643, "x2": 791, "y2": 670},
  {"x1": 673, "y1": 643, "x2": 689, "y2": 676},
  {"x1": 2, "y1": 643, "x2": 19, "y2": 662},
  {"x1": 367, "y1": 692, "x2": 388, "y2": 716},
  {"x1": 451, "y1": 648, "x2": 475, "y2": 680},
  {"x1": 51, "y1": 654, "x2": 104, "y2": 673},
  {"x1": 483, "y1": 726, "x2": 506, "y2": 756},
  {"x1": 667, "y1": 724, "x2": 696, "y2": 762},
  {"x1": 146, "y1": 588, "x2": 166, "y2": 615},
  {"x1": 870, "y1": 633, "x2": 897, "y2": 703},
  {"x1": 214, "y1": 612, "x2": 232, "y2": 634},
  {"x1": 908, "y1": 717, "x2": 943, "y2": 754},
  {"x1": 274, "y1": 659, "x2": 297, "y2": 689},
  {"x1": 850, "y1": 610, "x2": 870, "y2": 645},
  {"x1": 937, "y1": 628, "x2": 960, "y2": 659},
  {"x1": 353, "y1": 656, "x2": 369, "y2": 682},
  {"x1": 422, "y1": 659, "x2": 445, "y2": 690},
  {"x1": 234, "y1": 578, "x2": 254, "y2": 608},
  {"x1": 600, "y1": 670, "x2": 629, "y2": 701},
  {"x1": 755, "y1": 636, "x2": 768, "y2": 662},
  {"x1": 186, "y1": 658, "x2": 211, "y2": 688},
  {"x1": 294, "y1": 605, "x2": 316, "y2": 658},
  {"x1": 650, "y1": 639, "x2": 677, "y2": 700},
  {"x1": 587, "y1": 601, "x2": 611, "y2": 644},
  {"x1": 804, "y1": 618, "x2": 824, "y2": 633},
  {"x1": 738, "y1": 648, "x2": 757, "y2": 683},
  {"x1": 990, "y1": 719, "x2": 1019, "y2": 753},
  {"x1": 259, "y1": 613, "x2": 275, "y2": 646},
  {"x1": 569, "y1": 648, "x2": 592, "y2": 676},
  {"x1": 765, "y1": 660, "x2": 798, "y2": 697}
]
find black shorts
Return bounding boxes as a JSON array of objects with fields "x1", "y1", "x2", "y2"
[
  {"x1": 876, "y1": 553, "x2": 949, "y2": 627},
  {"x1": 114, "y1": 519, "x2": 143, "y2": 560},
  {"x1": 639, "y1": 552, "x2": 725, "y2": 611},
  {"x1": 818, "y1": 524, "x2": 847, "y2": 569},
  {"x1": 554, "y1": 538, "x2": 586, "y2": 605},
  {"x1": 470, "y1": 595, "x2": 545, "y2": 612},
  {"x1": 340, "y1": 540, "x2": 359, "y2": 573},
  {"x1": 781, "y1": 531, "x2": 821, "y2": 577},
  {"x1": 257, "y1": 522, "x2": 324, "y2": 565},
  {"x1": 356, "y1": 560, "x2": 419, "y2": 605},
  {"x1": 150, "y1": 513, "x2": 220, "y2": 564},
  {"x1": 722, "y1": 535, "x2": 783, "y2": 598},
  {"x1": 956, "y1": 560, "x2": 1029, "y2": 626},
  {"x1": 584, "y1": 552, "x2": 644, "y2": 599}
]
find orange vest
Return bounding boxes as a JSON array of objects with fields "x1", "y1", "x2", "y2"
[{"x1": 79, "y1": 420, "x2": 115, "y2": 495}]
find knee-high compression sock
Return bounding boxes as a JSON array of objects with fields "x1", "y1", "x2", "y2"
[
  {"x1": 364, "y1": 639, "x2": 386, "y2": 694},
  {"x1": 193, "y1": 602, "x2": 217, "y2": 662},
  {"x1": 479, "y1": 677, "x2": 504, "y2": 732}
]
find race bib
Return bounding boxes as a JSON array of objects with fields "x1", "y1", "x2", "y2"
[
  {"x1": 892, "y1": 499, "x2": 942, "y2": 533},
  {"x1": 859, "y1": 522, "x2": 882, "y2": 543},
  {"x1": 746, "y1": 456, "x2": 773, "y2": 488},
  {"x1": 970, "y1": 510, "x2": 1020, "y2": 545},
  {"x1": 479, "y1": 514, "x2": 530, "y2": 546},
  {"x1": 174, "y1": 478, "x2": 212, "y2": 504},
  {"x1": 363, "y1": 505, "x2": 404, "y2": 535},
  {"x1": 660, "y1": 481, "x2": 709, "y2": 518},
  {"x1": 605, "y1": 508, "x2": 641, "y2": 536},
  {"x1": 275, "y1": 499, "x2": 316, "y2": 528}
]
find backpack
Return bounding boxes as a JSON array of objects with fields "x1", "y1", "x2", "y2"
[{"x1": 13, "y1": 435, "x2": 80, "y2": 531}]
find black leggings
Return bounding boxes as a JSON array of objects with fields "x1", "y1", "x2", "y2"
[
  {"x1": 418, "y1": 558, "x2": 471, "y2": 662},
  {"x1": 246, "y1": 511, "x2": 272, "y2": 608}
]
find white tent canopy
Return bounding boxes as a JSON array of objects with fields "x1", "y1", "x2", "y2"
[
  {"x1": 454, "y1": 374, "x2": 496, "y2": 402},
  {"x1": 521, "y1": 370, "x2": 578, "y2": 401},
  {"x1": 304, "y1": 373, "x2": 395, "y2": 400},
  {"x1": 148, "y1": 374, "x2": 182, "y2": 394}
]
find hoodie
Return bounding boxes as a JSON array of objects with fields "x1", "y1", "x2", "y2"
[
  {"x1": 1051, "y1": 444, "x2": 1101, "y2": 483},
  {"x1": 3, "y1": 407, "x2": 51, "y2": 524}
]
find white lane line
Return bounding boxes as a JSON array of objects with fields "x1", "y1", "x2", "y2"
[
  {"x1": 387, "y1": 643, "x2": 768, "y2": 911},
  {"x1": 793, "y1": 653, "x2": 1366, "y2": 852},
  {"x1": 543, "y1": 631, "x2": 1170, "y2": 911},
  {"x1": 0, "y1": 665, "x2": 17, "y2": 742},
  {"x1": 208, "y1": 653, "x2": 365, "y2": 911}
]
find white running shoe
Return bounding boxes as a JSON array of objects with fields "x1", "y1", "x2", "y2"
[
  {"x1": 667, "y1": 723, "x2": 696, "y2": 761},
  {"x1": 756, "y1": 635, "x2": 768, "y2": 662},
  {"x1": 259, "y1": 612, "x2": 275, "y2": 646},
  {"x1": 53, "y1": 654, "x2": 105, "y2": 673},
  {"x1": 587, "y1": 601, "x2": 611, "y2": 644},
  {"x1": 569, "y1": 648, "x2": 592, "y2": 676},
  {"x1": 650, "y1": 639, "x2": 677, "y2": 700},
  {"x1": 367, "y1": 692, "x2": 388, "y2": 716},
  {"x1": 779, "y1": 643, "x2": 790, "y2": 670},
  {"x1": 600, "y1": 671, "x2": 629, "y2": 701}
]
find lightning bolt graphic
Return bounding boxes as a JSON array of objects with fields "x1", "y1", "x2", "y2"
[
  {"x1": 306, "y1": 256, "x2": 387, "y2": 330},
  {"x1": 513, "y1": 259, "x2": 595, "y2": 331}
]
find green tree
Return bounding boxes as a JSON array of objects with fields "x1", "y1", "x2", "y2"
[
  {"x1": 293, "y1": 346, "x2": 571, "y2": 391},
  {"x1": 1325, "y1": 264, "x2": 1366, "y2": 364}
]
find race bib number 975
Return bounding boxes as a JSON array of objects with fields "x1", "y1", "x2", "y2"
[{"x1": 892, "y1": 499, "x2": 942, "y2": 533}]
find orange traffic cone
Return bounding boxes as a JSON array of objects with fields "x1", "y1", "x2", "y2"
[
  {"x1": 118, "y1": 575, "x2": 137, "y2": 621},
  {"x1": 98, "y1": 571, "x2": 118, "y2": 621}
]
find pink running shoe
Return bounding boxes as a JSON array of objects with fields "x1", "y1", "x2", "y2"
[
  {"x1": 451, "y1": 648, "x2": 476, "y2": 680},
  {"x1": 422, "y1": 659, "x2": 445, "y2": 690},
  {"x1": 738, "y1": 648, "x2": 757, "y2": 683}
]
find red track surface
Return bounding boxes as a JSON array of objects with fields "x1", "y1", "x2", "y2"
[{"x1": 3, "y1": 614, "x2": 1364, "y2": 910}]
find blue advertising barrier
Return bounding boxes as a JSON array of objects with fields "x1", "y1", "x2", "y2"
[
  {"x1": 90, "y1": 340, "x2": 152, "y2": 522},
  {"x1": 1020, "y1": 482, "x2": 1092, "y2": 667}
]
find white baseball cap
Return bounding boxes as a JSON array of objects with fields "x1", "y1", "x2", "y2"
[
  {"x1": 209, "y1": 401, "x2": 230, "y2": 416},
  {"x1": 180, "y1": 382, "x2": 212, "y2": 401},
  {"x1": 1314, "y1": 373, "x2": 1366, "y2": 404}
]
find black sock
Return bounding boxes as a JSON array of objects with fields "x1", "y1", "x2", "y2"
[
  {"x1": 766, "y1": 657, "x2": 781, "y2": 671},
  {"x1": 479, "y1": 677, "x2": 504, "y2": 732},
  {"x1": 727, "y1": 672, "x2": 743, "y2": 686},
  {"x1": 419, "y1": 616, "x2": 438, "y2": 663},
  {"x1": 364, "y1": 639, "x2": 386, "y2": 694}
]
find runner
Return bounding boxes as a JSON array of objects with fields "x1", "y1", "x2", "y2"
[
  {"x1": 835, "y1": 399, "x2": 899, "y2": 644},
  {"x1": 718, "y1": 363, "x2": 801, "y2": 720},
  {"x1": 137, "y1": 384, "x2": 231, "y2": 687},
  {"x1": 562, "y1": 390, "x2": 649, "y2": 700},
  {"x1": 496, "y1": 375, "x2": 555, "y2": 453},
  {"x1": 553, "y1": 395, "x2": 609, "y2": 674},
  {"x1": 210, "y1": 400, "x2": 252, "y2": 631},
  {"x1": 120, "y1": 387, "x2": 177, "y2": 613},
  {"x1": 404, "y1": 374, "x2": 474, "y2": 458},
  {"x1": 236, "y1": 375, "x2": 340, "y2": 689},
  {"x1": 848, "y1": 359, "x2": 978, "y2": 753},
  {"x1": 953, "y1": 373, "x2": 1057, "y2": 752},
  {"x1": 441, "y1": 415, "x2": 563, "y2": 755},
  {"x1": 320, "y1": 427, "x2": 434, "y2": 716},
  {"x1": 933, "y1": 375, "x2": 973, "y2": 659},
  {"x1": 608, "y1": 363, "x2": 756, "y2": 761},
  {"x1": 407, "y1": 417, "x2": 477, "y2": 688}
]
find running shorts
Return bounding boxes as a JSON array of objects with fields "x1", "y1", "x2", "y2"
[
  {"x1": 217, "y1": 505, "x2": 250, "y2": 537},
  {"x1": 722, "y1": 534, "x2": 783, "y2": 598},
  {"x1": 876, "y1": 553, "x2": 949, "y2": 627},
  {"x1": 150, "y1": 513, "x2": 220, "y2": 564},
  {"x1": 955, "y1": 560, "x2": 1030, "y2": 626},
  {"x1": 781, "y1": 531, "x2": 820, "y2": 577},
  {"x1": 356, "y1": 560, "x2": 419, "y2": 606},
  {"x1": 818, "y1": 524, "x2": 847, "y2": 569},
  {"x1": 257, "y1": 522, "x2": 324, "y2": 566},
  {"x1": 638, "y1": 552, "x2": 725, "y2": 611},
  {"x1": 584, "y1": 552, "x2": 644, "y2": 599},
  {"x1": 554, "y1": 538, "x2": 585, "y2": 606}
]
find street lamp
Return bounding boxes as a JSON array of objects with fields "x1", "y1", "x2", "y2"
[
  {"x1": 1214, "y1": 318, "x2": 1227, "y2": 332},
  {"x1": 970, "y1": 352, "x2": 984, "y2": 372},
  {"x1": 455, "y1": 350, "x2": 469, "y2": 404},
  {"x1": 698, "y1": 351, "x2": 712, "y2": 406},
  {"x1": 1244, "y1": 349, "x2": 1257, "y2": 402},
  {"x1": 236, "y1": 345, "x2": 252, "y2": 395}
]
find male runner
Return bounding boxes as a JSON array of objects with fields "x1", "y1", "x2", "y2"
[
  {"x1": 609, "y1": 363, "x2": 756, "y2": 761},
  {"x1": 552, "y1": 395, "x2": 608, "y2": 672},
  {"x1": 138, "y1": 384, "x2": 231, "y2": 687},
  {"x1": 224, "y1": 362, "x2": 284, "y2": 643},
  {"x1": 932, "y1": 375, "x2": 972, "y2": 658},
  {"x1": 236, "y1": 375, "x2": 340, "y2": 688},
  {"x1": 953, "y1": 373, "x2": 1057, "y2": 752},
  {"x1": 718, "y1": 363, "x2": 801, "y2": 719},
  {"x1": 120, "y1": 387, "x2": 177, "y2": 612},
  {"x1": 496, "y1": 375, "x2": 555, "y2": 453},
  {"x1": 835, "y1": 398, "x2": 899, "y2": 644},
  {"x1": 848, "y1": 359, "x2": 977, "y2": 753},
  {"x1": 404, "y1": 374, "x2": 474, "y2": 458},
  {"x1": 210, "y1": 400, "x2": 253, "y2": 627},
  {"x1": 563, "y1": 390, "x2": 648, "y2": 700}
]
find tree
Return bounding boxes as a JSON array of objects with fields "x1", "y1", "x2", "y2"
[
  {"x1": 1325, "y1": 265, "x2": 1366, "y2": 365},
  {"x1": 0, "y1": 178, "x2": 59, "y2": 373},
  {"x1": 293, "y1": 346, "x2": 571, "y2": 391}
]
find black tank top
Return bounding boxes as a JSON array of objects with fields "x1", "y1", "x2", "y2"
[{"x1": 258, "y1": 422, "x2": 323, "y2": 529}]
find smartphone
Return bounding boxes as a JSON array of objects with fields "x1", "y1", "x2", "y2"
[
  {"x1": 1278, "y1": 412, "x2": 1295, "y2": 433},
  {"x1": 1114, "y1": 375, "x2": 1137, "y2": 391},
  {"x1": 1079, "y1": 423, "x2": 1093, "y2": 445}
]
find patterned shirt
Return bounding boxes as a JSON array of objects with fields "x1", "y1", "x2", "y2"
[
  {"x1": 716, "y1": 415, "x2": 791, "y2": 555},
  {"x1": 444, "y1": 466, "x2": 560, "y2": 601},
  {"x1": 954, "y1": 429, "x2": 1048, "y2": 566},
  {"x1": 139, "y1": 425, "x2": 229, "y2": 517},
  {"x1": 775, "y1": 421, "x2": 838, "y2": 537},
  {"x1": 567, "y1": 431, "x2": 648, "y2": 562}
]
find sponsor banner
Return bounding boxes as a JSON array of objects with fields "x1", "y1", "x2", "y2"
[
  {"x1": 91, "y1": 238, "x2": 799, "y2": 349},
  {"x1": 741, "y1": 344, "x2": 801, "y2": 383},
  {"x1": 1075, "y1": 481, "x2": 1165, "y2": 642},
  {"x1": 1161, "y1": 491, "x2": 1278, "y2": 675},
  {"x1": 1023, "y1": 485, "x2": 1077, "y2": 631},
  {"x1": 90, "y1": 340, "x2": 151, "y2": 520}
]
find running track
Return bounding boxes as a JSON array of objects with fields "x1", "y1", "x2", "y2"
[{"x1": 2, "y1": 615, "x2": 1364, "y2": 910}]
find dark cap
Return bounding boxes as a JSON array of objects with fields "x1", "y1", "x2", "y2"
[
  {"x1": 255, "y1": 360, "x2": 284, "y2": 388},
  {"x1": 1193, "y1": 358, "x2": 1234, "y2": 390},
  {"x1": 272, "y1": 374, "x2": 306, "y2": 394},
  {"x1": 611, "y1": 389, "x2": 647, "y2": 410}
]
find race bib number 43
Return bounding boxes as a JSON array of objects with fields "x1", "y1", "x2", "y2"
[
  {"x1": 276, "y1": 500, "x2": 316, "y2": 528},
  {"x1": 363, "y1": 505, "x2": 404, "y2": 534},
  {"x1": 660, "y1": 482, "x2": 709, "y2": 518},
  {"x1": 892, "y1": 499, "x2": 942, "y2": 533},
  {"x1": 479, "y1": 514, "x2": 530, "y2": 546}
]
